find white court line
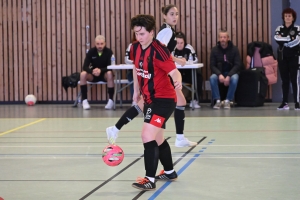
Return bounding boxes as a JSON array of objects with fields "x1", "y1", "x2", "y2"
[
  {"x1": 0, "y1": 156, "x2": 300, "y2": 159},
  {"x1": 0, "y1": 144, "x2": 300, "y2": 148},
  {"x1": 199, "y1": 144, "x2": 300, "y2": 146},
  {"x1": 0, "y1": 146, "x2": 111, "y2": 148},
  {"x1": 184, "y1": 156, "x2": 300, "y2": 159},
  {"x1": 0, "y1": 145, "x2": 147, "y2": 148}
]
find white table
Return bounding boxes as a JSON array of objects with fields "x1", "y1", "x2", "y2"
[
  {"x1": 108, "y1": 63, "x2": 204, "y2": 110},
  {"x1": 108, "y1": 64, "x2": 134, "y2": 109}
]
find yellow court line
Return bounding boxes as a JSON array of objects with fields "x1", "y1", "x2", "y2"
[{"x1": 0, "y1": 118, "x2": 46, "y2": 136}]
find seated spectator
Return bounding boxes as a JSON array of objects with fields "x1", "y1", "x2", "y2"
[
  {"x1": 172, "y1": 32, "x2": 203, "y2": 108},
  {"x1": 80, "y1": 35, "x2": 114, "y2": 110},
  {"x1": 210, "y1": 30, "x2": 242, "y2": 109}
]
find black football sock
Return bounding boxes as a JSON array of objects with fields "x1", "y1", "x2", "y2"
[
  {"x1": 115, "y1": 105, "x2": 142, "y2": 130},
  {"x1": 174, "y1": 106, "x2": 185, "y2": 134},
  {"x1": 144, "y1": 140, "x2": 159, "y2": 178},
  {"x1": 158, "y1": 140, "x2": 174, "y2": 171},
  {"x1": 81, "y1": 85, "x2": 88, "y2": 101},
  {"x1": 107, "y1": 87, "x2": 114, "y2": 100}
]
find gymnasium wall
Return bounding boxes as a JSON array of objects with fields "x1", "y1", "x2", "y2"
[{"x1": 0, "y1": 0, "x2": 271, "y2": 103}]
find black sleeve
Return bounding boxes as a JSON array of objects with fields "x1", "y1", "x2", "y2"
[
  {"x1": 125, "y1": 43, "x2": 133, "y2": 64},
  {"x1": 187, "y1": 49, "x2": 192, "y2": 61},
  {"x1": 228, "y1": 47, "x2": 242, "y2": 77},
  {"x1": 210, "y1": 47, "x2": 222, "y2": 75},
  {"x1": 82, "y1": 50, "x2": 93, "y2": 74},
  {"x1": 101, "y1": 49, "x2": 113, "y2": 74},
  {"x1": 274, "y1": 25, "x2": 290, "y2": 46},
  {"x1": 285, "y1": 26, "x2": 300, "y2": 48}
]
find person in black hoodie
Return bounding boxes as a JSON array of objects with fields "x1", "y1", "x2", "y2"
[
  {"x1": 80, "y1": 35, "x2": 114, "y2": 110},
  {"x1": 210, "y1": 30, "x2": 242, "y2": 109},
  {"x1": 274, "y1": 8, "x2": 300, "y2": 110}
]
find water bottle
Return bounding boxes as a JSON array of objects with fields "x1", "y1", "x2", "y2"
[
  {"x1": 188, "y1": 53, "x2": 193, "y2": 64},
  {"x1": 111, "y1": 54, "x2": 116, "y2": 65}
]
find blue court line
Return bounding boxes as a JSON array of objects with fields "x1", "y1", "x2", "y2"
[
  {"x1": 148, "y1": 139, "x2": 215, "y2": 200},
  {"x1": 149, "y1": 154, "x2": 201, "y2": 200}
]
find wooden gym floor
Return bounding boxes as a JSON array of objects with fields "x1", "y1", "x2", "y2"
[{"x1": 0, "y1": 103, "x2": 299, "y2": 200}]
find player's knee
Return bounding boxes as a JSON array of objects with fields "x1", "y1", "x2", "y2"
[
  {"x1": 141, "y1": 132, "x2": 154, "y2": 143},
  {"x1": 176, "y1": 91, "x2": 187, "y2": 105},
  {"x1": 80, "y1": 71, "x2": 88, "y2": 79},
  {"x1": 106, "y1": 71, "x2": 113, "y2": 80}
]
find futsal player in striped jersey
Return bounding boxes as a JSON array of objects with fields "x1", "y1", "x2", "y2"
[
  {"x1": 129, "y1": 14, "x2": 180, "y2": 191},
  {"x1": 106, "y1": 4, "x2": 197, "y2": 148}
]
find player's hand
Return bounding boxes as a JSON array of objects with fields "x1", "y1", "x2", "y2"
[
  {"x1": 173, "y1": 80, "x2": 182, "y2": 90},
  {"x1": 219, "y1": 74, "x2": 225, "y2": 83},
  {"x1": 93, "y1": 68, "x2": 101, "y2": 76},
  {"x1": 224, "y1": 76, "x2": 230, "y2": 86}
]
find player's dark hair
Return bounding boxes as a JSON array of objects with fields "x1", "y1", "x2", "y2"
[
  {"x1": 130, "y1": 14, "x2": 156, "y2": 32},
  {"x1": 131, "y1": 32, "x2": 137, "y2": 43},
  {"x1": 161, "y1": 4, "x2": 177, "y2": 15}
]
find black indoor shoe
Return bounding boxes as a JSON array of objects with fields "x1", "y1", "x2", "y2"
[
  {"x1": 132, "y1": 177, "x2": 156, "y2": 191},
  {"x1": 155, "y1": 170, "x2": 178, "y2": 181}
]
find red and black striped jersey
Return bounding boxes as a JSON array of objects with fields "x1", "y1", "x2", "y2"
[{"x1": 130, "y1": 39, "x2": 177, "y2": 104}]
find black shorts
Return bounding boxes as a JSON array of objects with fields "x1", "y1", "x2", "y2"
[
  {"x1": 91, "y1": 72, "x2": 107, "y2": 82},
  {"x1": 143, "y1": 98, "x2": 176, "y2": 129}
]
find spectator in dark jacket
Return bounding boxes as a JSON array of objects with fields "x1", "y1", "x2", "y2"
[{"x1": 210, "y1": 30, "x2": 242, "y2": 109}]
